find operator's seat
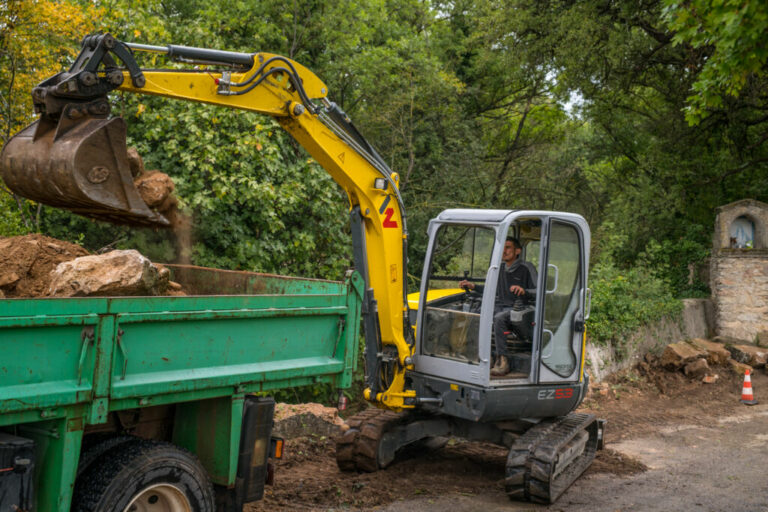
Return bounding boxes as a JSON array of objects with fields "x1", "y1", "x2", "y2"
[{"x1": 502, "y1": 301, "x2": 536, "y2": 375}]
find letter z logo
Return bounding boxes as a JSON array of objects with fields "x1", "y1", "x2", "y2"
[{"x1": 383, "y1": 207, "x2": 398, "y2": 228}]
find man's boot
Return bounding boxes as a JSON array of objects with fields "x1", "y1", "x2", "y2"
[{"x1": 491, "y1": 355, "x2": 510, "y2": 376}]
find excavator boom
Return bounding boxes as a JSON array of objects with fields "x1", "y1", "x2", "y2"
[{"x1": 0, "y1": 33, "x2": 415, "y2": 409}]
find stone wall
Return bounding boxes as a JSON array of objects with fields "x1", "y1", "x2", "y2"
[
  {"x1": 586, "y1": 298, "x2": 714, "y2": 382},
  {"x1": 710, "y1": 252, "x2": 768, "y2": 342}
]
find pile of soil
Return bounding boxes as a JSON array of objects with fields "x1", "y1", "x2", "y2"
[
  {"x1": 248, "y1": 357, "x2": 759, "y2": 511},
  {"x1": 0, "y1": 234, "x2": 185, "y2": 298},
  {"x1": 0, "y1": 234, "x2": 89, "y2": 297},
  {"x1": 273, "y1": 403, "x2": 346, "y2": 439}
]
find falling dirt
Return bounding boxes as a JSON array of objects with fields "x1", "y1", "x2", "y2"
[{"x1": 247, "y1": 361, "x2": 762, "y2": 511}]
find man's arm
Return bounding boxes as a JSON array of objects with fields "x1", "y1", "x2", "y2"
[
  {"x1": 524, "y1": 262, "x2": 538, "y2": 299},
  {"x1": 459, "y1": 280, "x2": 484, "y2": 293}
]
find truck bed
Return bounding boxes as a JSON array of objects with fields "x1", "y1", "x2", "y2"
[{"x1": 0, "y1": 265, "x2": 363, "y2": 427}]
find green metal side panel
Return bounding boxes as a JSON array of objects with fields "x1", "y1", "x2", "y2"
[
  {"x1": 173, "y1": 395, "x2": 244, "y2": 486},
  {"x1": 111, "y1": 305, "x2": 347, "y2": 398},
  {"x1": 0, "y1": 319, "x2": 97, "y2": 415},
  {"x1": 0, "y1": 273, "x2": 362, "y2": 418}
]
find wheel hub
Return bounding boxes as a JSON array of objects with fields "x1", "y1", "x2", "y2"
[{"x1": 123, "y1": 483, "x2": 192, "y2": 512}]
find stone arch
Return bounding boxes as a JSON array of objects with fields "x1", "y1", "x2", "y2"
[{"x1": 714, "y1": 199, "x2": 768, "y2": 250}]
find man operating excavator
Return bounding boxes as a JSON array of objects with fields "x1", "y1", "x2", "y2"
[{"x1": 460, "y1": 236, "x2": 537, "y2": 375}]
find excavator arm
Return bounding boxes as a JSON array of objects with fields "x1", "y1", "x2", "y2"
[{"x1": 0, "y1": 33, "x2": 416, "y2": 409}]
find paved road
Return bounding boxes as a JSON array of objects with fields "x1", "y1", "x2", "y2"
[{"x1": 380, "y1": 403, "x2": 768, "y2": 512}]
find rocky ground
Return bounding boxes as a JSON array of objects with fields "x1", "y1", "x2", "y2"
[{"x1": 248, "y1": 357, "x2": 767, "y2": 511}]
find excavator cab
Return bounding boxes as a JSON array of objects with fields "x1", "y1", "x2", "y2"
[{"x1": 410, "y1": 209, "x2": 592, "y2": 422}]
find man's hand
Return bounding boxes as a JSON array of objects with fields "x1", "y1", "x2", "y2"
[
  {"x1": 509, "y1": 285, "x2": 525, "y2": 296},
  {"x1": 459, "y1": 280, "x2": 475, "y2": 290}
]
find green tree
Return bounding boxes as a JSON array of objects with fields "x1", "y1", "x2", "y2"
[
  {"x1": 0, "y1": 0, "x2": 99, "y2": 233},
  {"x1": 663, "y1": 0, "x2": 768, "y2": 124}
]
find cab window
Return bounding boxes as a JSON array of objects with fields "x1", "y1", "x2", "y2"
[{"x1": 420, "y1": 225, "x2": 495, "y2": 363}]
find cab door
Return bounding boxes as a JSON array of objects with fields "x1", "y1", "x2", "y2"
[{"x1": 537, "y1": 217, "x2": 590, "y2": 383}]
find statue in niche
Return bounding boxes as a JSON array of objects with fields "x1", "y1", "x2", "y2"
[{"x1": 729, "y1": 216, "x2": 754, "y2": 249}]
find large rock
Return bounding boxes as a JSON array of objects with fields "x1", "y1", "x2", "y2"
[
  {"x1": 687, "y1": 338, "x2": 731, "y2": 365},
  {"x1": 134, "y1": 170, "x2": 175, "y2": 212},
  {"x1": 756, "y1": 331, "x2": 768, "y2": 348},
  {"x1": 660, "y1": 342, "x2": 705, "y2": 370},
  {"x1": 727, "y1": 344, "x2": 768, "y2": 368},
  {"x1": 728, "y1": 359, "x2": 752, "y2": 375},
  {"x1": 48, "y1": 250, "x2": 169, "y2": 297},
  {"x1": 684, "y1": 358, "x2": 709, "y2": 378},
  {"x1": 272, "y1": 403, "x2": 346, "y2": 439}
]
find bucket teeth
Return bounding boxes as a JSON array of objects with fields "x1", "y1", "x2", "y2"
[{"x1": 1, "y1": 116, "x2": 169, "y2": 227}]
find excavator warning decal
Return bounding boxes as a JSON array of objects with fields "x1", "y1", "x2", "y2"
[
  {"x1": 383, "y1": 208, "x2": 398, "y2": 228},
  {"x1": 338, "y1": 152, "x2": 345, "y2": 163}
]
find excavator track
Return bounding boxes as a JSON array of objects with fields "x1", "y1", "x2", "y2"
[
  {"x1": 336, "y1": 408, "x2": 409, "y2": 472},
  {"x1": 505, "y1": 413, "x2": 600, "y2": 504}
]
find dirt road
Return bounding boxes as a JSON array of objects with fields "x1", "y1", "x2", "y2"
[
  {"x1": 249, "y1": 368, "x2": 768, "y2": 512},
  {"x1": 379, "y1": 402, "x2": 768, "y2": 512}
]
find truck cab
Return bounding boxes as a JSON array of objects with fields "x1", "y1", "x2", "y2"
[{"x1": 409, "y1": 209, "x2": 591, "y2": 421}]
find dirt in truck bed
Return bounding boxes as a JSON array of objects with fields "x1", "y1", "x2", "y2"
[
  {"x1": 0, "y1": 234, "x2": 89, "y2": 297},
  {"x1": 248, "y1": 362, "x2": 757, "y2": 511}
]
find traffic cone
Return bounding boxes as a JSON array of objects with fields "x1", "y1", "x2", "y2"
[{"x1": 740, "y1": 369, "x2": 758, "y2": 405}]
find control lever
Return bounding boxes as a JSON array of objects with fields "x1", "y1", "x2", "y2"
[
  {"x1": 462, "y1": 270, "x2": 471, "y2": 295},
  {"x1": 462, "y1": 271, "x2": 472, "y2": 312}
]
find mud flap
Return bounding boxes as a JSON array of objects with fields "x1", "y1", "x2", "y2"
[{"x1": 215, "y1": 396, "x2": 276, "y2": 511}]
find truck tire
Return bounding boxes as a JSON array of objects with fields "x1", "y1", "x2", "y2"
[
  {"x1": 77, "y1": 434, "x2": 135, "y2": 479},
  {"x1": 72, "y1": 439, "x2": 215, "y2": 512}
]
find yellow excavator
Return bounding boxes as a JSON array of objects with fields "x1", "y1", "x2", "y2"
[{"x1": 1, "y1": 34, "x2": 604, "y2": 504}]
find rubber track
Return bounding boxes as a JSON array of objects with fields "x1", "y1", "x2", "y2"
[
  {"x1": 335, "y1": 408, "x2": 408, "y2": 472},
  {"x1": 504, "y1": 413, "x2": 598, "y2": 504}
]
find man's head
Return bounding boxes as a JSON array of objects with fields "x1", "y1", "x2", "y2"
[{"x1": 502, "y1": 236, "x2": 522, "y2": 265}]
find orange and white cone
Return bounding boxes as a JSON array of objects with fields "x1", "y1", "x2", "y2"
[{"x1": 740, "y1": 369, "x2": 758, "y2": 405}]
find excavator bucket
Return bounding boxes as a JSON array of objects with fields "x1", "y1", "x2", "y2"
[{"x1": 1, "y1": 114, "x2": 169, "y2": 227}]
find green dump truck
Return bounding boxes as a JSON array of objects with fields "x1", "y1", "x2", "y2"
[{"x1": 0, "y1": 265, "x2": 362, "y2": 511}]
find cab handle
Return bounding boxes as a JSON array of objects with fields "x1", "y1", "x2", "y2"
[{"x1": 546, "y1": 264, "x2": 559, "y2": 294}]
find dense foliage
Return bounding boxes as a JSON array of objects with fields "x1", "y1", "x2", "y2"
[
  {"x1": 2, "y1": 1, "x2": 767, "y2": 370},
  {"x1": 587, "y1": 263, "x2": 682, "y2": 348}
]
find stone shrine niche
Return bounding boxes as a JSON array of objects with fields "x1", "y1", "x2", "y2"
[
  {"x1": 729, "y1": 216, "x2": 755, "y2": 248},
  {"x1": 713, "y1": 199, "x2": 767, "y2": 252},
  {"x1": 710, "y1": 199, "x2": 768, "y2": 342}
]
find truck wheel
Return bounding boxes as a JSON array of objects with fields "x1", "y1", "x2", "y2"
[
  {"x1": 77, "y1": 434, "x2": 135, "y2": 479},
  {"x1": 72, "y1": 439, "x2": 215, "y2": 512}
]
